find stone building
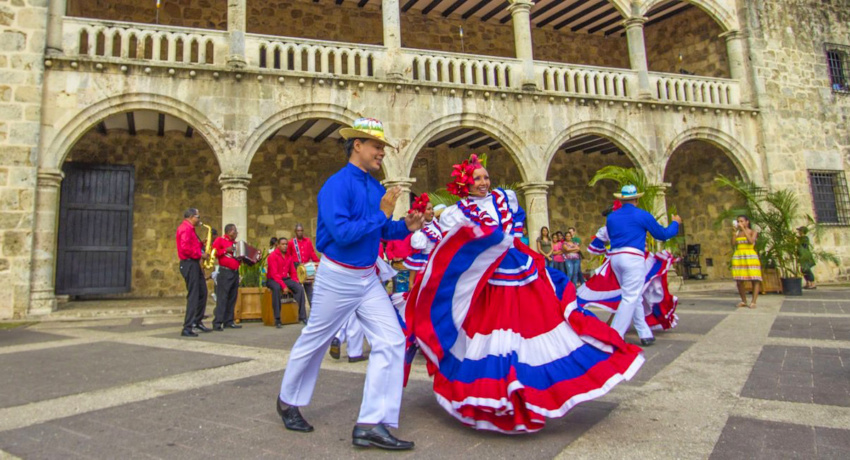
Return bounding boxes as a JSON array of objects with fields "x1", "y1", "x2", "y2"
[{"x1": 1, "y1": 0, "x2": 848, "y2": 319}]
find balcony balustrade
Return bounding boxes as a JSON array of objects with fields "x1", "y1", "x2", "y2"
[
  {"x1": 249, "y1": 33, "x2": 383, "y2": 78},
  {"x1": 537, "y1": 62, "x2": 635, "y2": 99},
  {"x1": 651, "y1": 73, "x2": 740, "y2": 106}
]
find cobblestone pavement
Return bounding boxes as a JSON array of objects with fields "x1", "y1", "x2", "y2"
[{"x1": 1, "y1": 288, "x2": 849, "y2": 459}]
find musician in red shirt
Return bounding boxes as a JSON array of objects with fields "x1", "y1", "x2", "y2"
[
  {"x1": 211, "y1": 223, "x2": 242, "y2": 331},
  {"x1": 268, "y1": 237, "x2": 307, "y2": 327},
  {"x1": 286, "y1": 223, "x2": 320, "y2": 306},
  {"x1": 176, "y1": 208, "x2": 210, "y2": 337}
]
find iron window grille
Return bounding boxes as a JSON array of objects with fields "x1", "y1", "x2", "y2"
[
  {"x1": 808, "y1": 170, "x2": 850, "y2": 225},
  {"x1": 825, "y1": 43, "x2": 849, "y2": 93}
]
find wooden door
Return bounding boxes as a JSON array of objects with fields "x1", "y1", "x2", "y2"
[{"x1": 56, "y1": 164, "x2": 135, "y2": 295}]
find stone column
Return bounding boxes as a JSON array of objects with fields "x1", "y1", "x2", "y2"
[
  {"x1": 518, "y1": 181, "x2": 552, "y2": 244},
  {"x1": 227, "y1": 0, "x2": 247, "y2": 69},
  {"x1": 382, "y1": 177, "x2": 416, "y2": 219},
  {"x1": 624, "y1": 17, "x2": 652, "y2": 99},
  {"x1": 220, "y1": 174, "x2": 251, "y2": 238},
  {"x1": 508, "y1": 0, "x2": 537, "y2": 91},
  {"x1": 382, "y1": 0, "x2": 404, "y2": 80},
  {"x1": 28, "y1": 169, "x2": 64, "y2": 316},
  {"x1": 46, "y1": 0, "x2": 67, "y2": 56},
  {"x1": 654, "y1": 182, "x2": 671, "y2": 226},
  {"x1": 720, "y1": 30, "x2": 752, "y2": 106}
]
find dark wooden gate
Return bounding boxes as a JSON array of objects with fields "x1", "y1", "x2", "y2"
[{"x1": 56, "y1": 164, "x2": 135, "y2": 296}]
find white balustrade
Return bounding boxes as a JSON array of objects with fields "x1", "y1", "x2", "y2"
[
  {"x1": 248, "y1": 34, "x2": 383, "y2": 78},
  {"x1": 404, "y1": 49, "x2": 519, "y2": 89},
  {"x1": 63, "y1": 17, "x2": 226, "y2": 65},
  {"x1": 650, "y1": 73, "x2": 740, "y2": 106},
  {"x1": 537, "y1": 63, "x2": 635, "y2": 98}
]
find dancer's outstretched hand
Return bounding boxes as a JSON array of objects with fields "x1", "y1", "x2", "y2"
[
  {"x1": 671, "y1": 215, "x2": 682, "y2": 224},
  {"x1": 381, "y1": 186, "x2": 402, "y2": 217},
  {"x1": 405, "y1": 211, "x2": 425, "y2": 231}
]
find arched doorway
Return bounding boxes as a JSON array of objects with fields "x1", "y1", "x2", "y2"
[
  {"x1": 60, "y1": 110, "x2": 222, "y2": 297},
  {"x1": 664, "y1": 139, "x2": 746, "y2": 280}
]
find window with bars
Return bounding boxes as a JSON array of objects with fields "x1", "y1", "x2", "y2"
[
  {"x1": 808, "y1": 170, "x2": 850, "y2": 225},
  {"x1": 825, "y1": 43, "x2": 849, "y2": 93}
]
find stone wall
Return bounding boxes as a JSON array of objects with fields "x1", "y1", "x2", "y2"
[
  {"x1": 644, "y1": 6, "x2": 729, "y2": 78},
  {"x1": 68, "y1": 0, "x2": 227, "y2": 30},
  {"x1": 0, "y1": 0, "x2": 47, "y2": 318},
  {"x1": 67, "y1": 129, "x2": 223, "y2": 298},
  {"x1": 664, "y1": 140, "x2": 744, "y2": 280},
  {"x1": 748, "y1": 0, "x2": 850, "y2": 282},
  {"x1": 409, "y1": 144, "x2": 523, "y2": 197}
]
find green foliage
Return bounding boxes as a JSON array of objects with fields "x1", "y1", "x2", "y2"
[
  {"x1": 588, "y1": 165, "x2": 663, "y2": 213},
  {"x1": 714, "y1": 175, "x2": 839, "y2": 278},
  {"x1": 238, "y1": 246, "x2": 269, "y2": 288}
]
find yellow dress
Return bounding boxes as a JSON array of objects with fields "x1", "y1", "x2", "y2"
[{"x1": 731, "y1": 235, "x2": 762, "y2": 281}]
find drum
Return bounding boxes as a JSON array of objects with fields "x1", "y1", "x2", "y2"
[{"x1": 296, "y1": 262, "x2": 318, "y2": 283}]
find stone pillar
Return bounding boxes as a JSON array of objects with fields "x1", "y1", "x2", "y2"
[
  {"x1": 508, "y1": 0, "x2": 537, "y2": 91},
  {"x1": 382, "y1": 0, "x2": 404, "y2": 80},
  {"x1": 720, "y1": 30, "x2": 752, "y2": 106},
  {"x1": 518, "y1": 181, "x2": 552, "y2": 244},
  {"x1": 227, "y1": 0, "x2": 247, "y2": 69},
  {"x1": 28, "y1": 169, "x2": 64, "y2": 316},
  {"x1": 46, "y1": 0, "x2": 67, "y2": 56},
  {"x1": 654, "y1": 182, "x2": 671, "y2": 226},
  {"x1": 624, "y1": 17, "x2": 652, "y2": 99},
  {"x1": 382, "y1": 177, "x2": 416, "y2": 219},
  {"x1": 220, "y1": 174, "x2": 251, "y2": 238}
]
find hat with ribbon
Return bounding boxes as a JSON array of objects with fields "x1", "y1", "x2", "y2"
[
  {"x1": 409, "y1": 193, "x2": 430, "y2": 214},
  {"x1": 339, "y1": 117, "x2": 396, "y2": 149},
  {"x1": 446, "y1": 154, "x2": 484, "y2": 198},
  {"x1": 613, "y1": 184, "x2": 644, "y2": 200}
]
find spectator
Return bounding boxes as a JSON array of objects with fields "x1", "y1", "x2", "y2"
[
  {"x1": 536, "y1": 226, "x2": 553, "y2": 267},
  {"x1": 798, "y1": 226, "x2": 817, "y2": 289},
  {"x1": 552, "y1": 231, "x2": 567, "y2": 274},
  {"x1": 563, "y1": 227, "x2": 582, "y2": 286}
]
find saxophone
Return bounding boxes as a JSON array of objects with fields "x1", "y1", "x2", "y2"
[{"x1": 201, "y1": 224, "x2": 217, "y2": 270}]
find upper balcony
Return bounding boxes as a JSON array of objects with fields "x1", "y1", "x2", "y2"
[{"x1": 54, "y1": 0, "x2": 747, "y2": 108}]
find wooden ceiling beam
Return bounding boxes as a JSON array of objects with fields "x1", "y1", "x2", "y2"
[
  {"x1": 314, "y1": 123, "x2": 341, "y2": 143},
  {"x1": 126, "y1": 112, "x2": 136, "y2": 136},
  {"x1": 564, "y1": 138, "x2": 610, "y2": 153},
  {"x1": 644, "y1": 4, "x2": 692, "y2": 28},
  {"x1": 469, "y1": 137, "x2": 497, "y2": 149},
  {"x1": 428, "y1": 128, "x2": 473, "y2": 147},
  {"x1": 566, "y1": 7, "x2": 618, "y2": 32},
  {"x1": 481, "y1": 1, "x2": 508, "y2": 21},
  {"x1": 462, "y1": 0, "x2": 491, "y2": 19},
  {"x1": 537, "y1": 0, "x2": 595, "y2": 28},
  {"x1": 157, "y1": 113, "x2": 165, "y2": 137},
  {"x1": 402, "y1": 0, "x2": 420, "y2": 13},
  {"x1": 449, "y1": 131, "x2": 489, "y2": 148},
  {"x1": 442, "y1": 0, "x2": 466, "y2": 17},
  {"x1": 185, "y1": 125, "x2": 194, "y2": 138},
  {"x1": 421, "y1": 0, "x2": 444, "y2": 15},
  {"x1": 289, "y1": 119, "x2": 319, "y2": 142},
  {"x1": 550, "y1": 0, "x2": 607, "y2": 30}
]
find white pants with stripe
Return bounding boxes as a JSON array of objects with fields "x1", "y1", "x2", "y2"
[
  {"x1": 335, "y1": 312, "x2": 365, "y2": 358},
  {"x1": 279, "y1": 258, "x2": 405, "y2": 427},
  {"x1": 609, "y1": 251, "x2": 654, "y2": 340}
]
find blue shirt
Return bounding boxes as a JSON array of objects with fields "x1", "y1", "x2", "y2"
[
  {"x1": 606, "y1": 203, "x2": 679, "y2": 251},
  {"x1": 316, "y1": 163, "x2": 410, "y2": 267}
]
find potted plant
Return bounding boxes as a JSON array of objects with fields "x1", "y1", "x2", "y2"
[
  {"x1": 715, "y1": 176, "x2": 839, "y2": 296},
  {"x1": 235, "y1": 247, "x2": 269, "y2": 321}
]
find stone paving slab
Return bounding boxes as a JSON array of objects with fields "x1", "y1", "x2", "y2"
[
  {"x1": 741, "y1": 345, "x2": 850, "y2": 407},
  {"x1": 666, "y1": 312, "x2": 728, "y2": 336},
  {"x1": 710, "y1": 416, "x2": 850, "y2": 459},
  {"x1": 781, "y1": 299, "x2": 850, "y2": 315},
  {"x1": 0, "y1": 328, "x2": 73, "y2": 347},
  {"x1": 85, "y1": 318, "x2": 184, "y2": 334},
  {"x1": 152, "y1": 321, "x2": 304, "y2": 350},
  {"x1": 0, "y1": 341, "x2": 248, "y2": 409},
  {"x1": 770, "y1": 316, "x2": 850, "y2": 341},
  {"x1": 676, "y1": 297, "x2": 746, "y2": 312},
  {"x1": 0, "y1": 369, "x2": 616, "y2": 459},
  {"x1": 626, "y1": 339, "x2": 694, "y2": 386}
]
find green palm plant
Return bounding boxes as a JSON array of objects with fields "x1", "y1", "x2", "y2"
[{"x1": 714, "y1": 175, "x2": 839, "y2": 278}]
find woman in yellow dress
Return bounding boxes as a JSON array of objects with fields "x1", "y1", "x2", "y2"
[{"x1": 731, "y1": 215, "x2": 761, "y2": 308}]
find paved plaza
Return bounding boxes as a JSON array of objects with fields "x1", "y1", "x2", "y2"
[{"x1": 1, "y1": 287, "x2": 849, "y2": 459}]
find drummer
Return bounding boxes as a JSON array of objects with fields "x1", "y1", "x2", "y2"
[{"x1": 287, "y1": 223, "x2": 320, "y2": 316}]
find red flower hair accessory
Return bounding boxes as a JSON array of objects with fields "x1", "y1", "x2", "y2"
[
  {"x1": 446, "y1": 154, "x2": 483, "y2": 198},
  {"x1": 409, "y1": 193, "x2": 430, "y2": 214}
]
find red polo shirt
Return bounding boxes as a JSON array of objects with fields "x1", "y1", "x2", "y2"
[
  {"x1": 176, "y1": 219, "x2": 203, "y2": 260},
  {"x1": 267, "y1": 249, "x2": 297, "y2": 284},
  {"x1": 213, "y1": 235, "x2": 240, "y2": 270},
  {"x1": 286, "y1": 237, "x2": 320, "y2": 264}
]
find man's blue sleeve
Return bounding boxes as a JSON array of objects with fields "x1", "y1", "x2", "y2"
[
  {"x1": 641, "y1": 210, "x2": 679, "y2": 241},
  {"x1": 319, "y1": 181, "x2": 390, "y2": 246},
  {"x1": 381, "y1": 219, "x2": 411, "y2": 241}
]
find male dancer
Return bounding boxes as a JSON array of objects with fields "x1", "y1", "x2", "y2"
[
  {"x1": 276, "y1": 118, "x2": 423, "y2": 450},
  {"x1": 606, "y1": 185, "x2": 681, "y2": 345}
]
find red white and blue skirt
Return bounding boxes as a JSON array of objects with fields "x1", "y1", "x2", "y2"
[
  {"x1": 404, "y1": 224, "x2": 644, "y2": 433},
  {"x1": 577, "y1": 251, "x2": 679, "y2": 331}
]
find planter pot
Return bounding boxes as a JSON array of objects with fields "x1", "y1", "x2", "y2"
[
  {"x1": 235, "y1": 287, "x2": 266, "y2": 322},
  {"x1": 780, "y1": 277, "x2": 803, "y2": 296}
]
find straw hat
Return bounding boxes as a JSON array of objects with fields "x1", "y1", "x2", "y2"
[
  {"x1": 339, "y1": 117, "x2": 396, "y2": 149},
  {"x1": 613, "y1": 184, "x2": 644, "y2": 200}
]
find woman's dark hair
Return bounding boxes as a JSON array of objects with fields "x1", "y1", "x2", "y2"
[
  {"x1": 602, "y1": 205, "x2": 614, "y2": 217},
  {"x1": 269, "y1": 237, "x2": 278, "y2": 248},
  {"x1": 737, "y1": 214, "x2": 750, "y2": 221}
]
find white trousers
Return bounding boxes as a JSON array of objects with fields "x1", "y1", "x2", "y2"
[
  {"x1": 609, "y1": 252, "x2": 654, "y2": 340},
  {"x1": 279, "y1": 258, "x2": 406, "y2": 427},
  {"x1": 335, "y1": 313, "x2": 365, "y2": 357}
]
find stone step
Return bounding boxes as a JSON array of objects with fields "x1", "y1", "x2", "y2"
[{"x1": 45, "y1": 297, "x2": 187, "y2": 321}]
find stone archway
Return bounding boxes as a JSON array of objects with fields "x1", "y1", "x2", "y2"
[
  {"x1": 662, "y1": 127, "x2": 762, "y2": 185},
  {"x1": 640, "y1": 0, "x2": 737, "y2": 32}
]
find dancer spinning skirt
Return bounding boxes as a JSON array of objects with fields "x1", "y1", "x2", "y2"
[
  {"x1": 578, "y1": 226, "x2": 680, "y2": 331},
  {"x1": 405, "y1": 155, "x2": 644, "y2": 433}
]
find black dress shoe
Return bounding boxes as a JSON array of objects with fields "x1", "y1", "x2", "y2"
[
  {"x1": 194, "y1": 323, "x2": 212, "y2": 333},
  {"x1": 224, "y1": 323, "x2": 242, "y2": 329},
  {"x1": 275, "y1": 321, "x2": 283, "y2": 329},
  {"x1": 352, "y1": 423, "x2": 414, "y2": 450},
  {"x1": 329, "y1": 338, "x2": 341, "y2": 359},
  {"x1": 276, "y1": 399, "x2": 313, "y2": 432},
  {"x1": 181, "y1": 329, "x2": 198, "y2": 337},
  {"x1": 640, "y1": 337, "x2": 656, "y2": 346},
  {"x1": 348, "y1": 355, "x2": 368, "y2": 363},
  {"x1": 213, "y1": 324, "x2": 224, "y2": 332}
]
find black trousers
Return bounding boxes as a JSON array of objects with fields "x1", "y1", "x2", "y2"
[
  {"x1": 303, "y1": 282, "x2": 314, "y2": 309},
  {"x1": 214, "y1": 267, "x2": 239, "y2": 326},
  {"x1": 268, "y1": 278, "x2": 306, "y2": 322},
  {"x1": 179, "y1": 259, "x2": 207, "y2": 331}
]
